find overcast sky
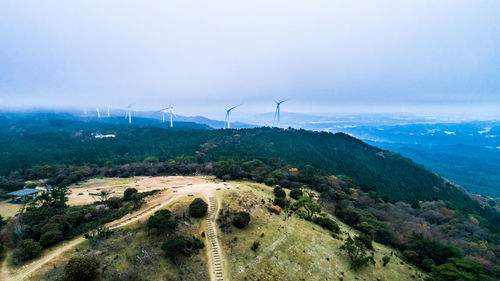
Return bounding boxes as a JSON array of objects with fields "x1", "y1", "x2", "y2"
[{"x1": 1, "y1": 1, "x2": 499, "y2": 118}]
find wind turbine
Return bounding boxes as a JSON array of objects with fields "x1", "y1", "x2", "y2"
[
  {"x1": 126, "y1": 104, "x2": 134, "y2": 124},
  {"x1": 159, "y1": 105, "x2": 176, "y2": 127},
  {"x1": 96, "y1": 107, "x2": 101, "y2": 118},
  {"x1": 107, "y1": 107, "x2": 110, "y2": 118},
  {"x1": 224, "y1": 104, "x2": 242, "y2": 129},
  {"x1": 273, "y1": 99, "x2": 288, "y2": 128}
]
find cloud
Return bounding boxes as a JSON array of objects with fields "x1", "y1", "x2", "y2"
[{"x1": 1, "y1": 0, "x2": 499, "y2": 116}]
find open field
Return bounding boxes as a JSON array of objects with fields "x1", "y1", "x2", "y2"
[{"x1": 0, "y1": 199, "x2": 22, "y2": 218}]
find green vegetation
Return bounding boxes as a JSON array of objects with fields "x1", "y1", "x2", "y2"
[
  {"x1": 161, "y1": 236, "x2": 205, "y2": 265},
  {"x1": 147, "y1": 209, "x2": 177, "y2": 234},
  {"x1": 232, "y1": 211, "x2": 251, "y2": 229},
  {"x1": 123, "y1": 187, "x2": 137, "y2": 201},
  {"x1": 63, "y1": 256, "x2": 99, "y2": 281},
  {"x1": 12, "y1": 239, "x2": 43, "y2": 264},
  {"x1": 426, "y1": 258, "x2": 492, "y2": 281},
  {"x1": 0, "y1": 116, "x2": 498, "y2": 279},
  {"x1": 189, "y1": 198, "x2": 208, "y2": 217},
  {"x1": 340, "y1": 235, "x2": 376, "y2": 271}
]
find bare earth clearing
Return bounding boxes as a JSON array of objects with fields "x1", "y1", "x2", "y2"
[{"x1": 1, "y1": 176, "x2": 226, "y2": 281}]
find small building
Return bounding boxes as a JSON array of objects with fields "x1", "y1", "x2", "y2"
[
  {"x1": 93, "y1": 133, "x2": 116, "y2": 139},
  {"x1": 7, "y1": 188, "x2": 42, "y2": 203}
]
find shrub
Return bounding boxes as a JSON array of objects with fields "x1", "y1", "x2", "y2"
[
  {"x1": 232, "y1": 211, "x2": 251, "y2": 228},
  {"x1": 273, "y1": 197, "x2": 288, "y2": 208},
  {"x1": 13, "y1": 239, "x2": 42, "y2": 263},
  {"x1": 123, "y1": 188, "x2": 138, "y2": 201},
  {"x1": 147, "y1": 209, "x2": 177, "y2": 234},
  {"x1": 382, "y1": 255, "x2": 391, "y2": 266},
  {"x1": 251, "y1": 241, "x2": 260, "y2": 252},
  {"x1": 274, "y1": 188, "x2": 286, "y2": 198},
  {"x1": 426, "y1": 258, "x2": 490, "y2": 281},
  {"x1": 289, "y1": 189, "x2": 303, "y2": 200},
  {"x1": 39, "y1": 229, "x2": 63, "y2": 246},
  {"x1": 41, "y1": 222, "x2": 62, "y2": 234},
  {"x1": 162, "y1": 236, "x2": 205, "y2": 264},
  {"x1": 313, "y1": 216, "x2": 340, "y2": 233},
  {"x1": 189, "y1": 198, "x2": 208, "y2": 217},
  {"x1": 64, "y1": 256, "x2": 99, "y2": 281},
  {"x1": 107, "y1": 197, "x2": 122, "y2": 209},
  {"x1": 264, "y1": 177, "x2": 276, "y2": 186},
  {"x1": 340, "y1": 235, "x2": 375, "y2": 271}
]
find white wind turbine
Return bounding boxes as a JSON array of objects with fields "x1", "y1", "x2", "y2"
[
  {"x1": 159, "y1": 105, "x2": 176, "y2": 127},
  {"x1": 96, "y1": 107, "x2": 101, "y2": 118},
  {"x1": 126, "y1": 104, "x2": 134, "y2": 124},
  {"x1": 107, "y1": 107, "x2": 110, "y2": 118},
  {"x1": 224, "y1": 104, "x2": 242, "y2": 129},
  {"x1": 273, "y1": 99, "x2": 288, "y2": 128}
]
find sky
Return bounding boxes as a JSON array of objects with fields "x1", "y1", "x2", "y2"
[{"x1": 1, "y1": 1, "x2": 499, "y2": 119}]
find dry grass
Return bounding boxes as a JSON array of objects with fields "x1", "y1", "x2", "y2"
[{"x1": 217, "y1": 182, "x2": 427, "y2": 281}]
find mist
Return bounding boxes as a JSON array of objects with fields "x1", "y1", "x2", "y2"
[{"x1": 1, "y1": 1, "x2": 499, "y2": 118}]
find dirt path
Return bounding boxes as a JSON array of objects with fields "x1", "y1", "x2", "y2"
[
  {"x1": 206, "y1": 197, "x2": 224, "y2": 281},
  {"x1": 1, "y1": 177, "x2": 221, "y2": 281}
]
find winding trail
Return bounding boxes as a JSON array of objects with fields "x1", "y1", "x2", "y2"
[
  {"x1": 1, "y1": 178, "x2": 223, "y2": 281},
  {"x1": 206, "y1": 197, "x2": 225, "y2": 281}
]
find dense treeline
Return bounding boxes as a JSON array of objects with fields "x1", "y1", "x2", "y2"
[{"x1": 1, "y1": 117, "x2": 496, "y2": 227}]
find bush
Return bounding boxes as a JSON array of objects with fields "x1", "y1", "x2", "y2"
[
  {"x1": 232, "y1": 211, "x2": 251, "y2": 229},
  {"x1": 382, "y1": 255, "x2": 391, "y2": 266},
  {"x1": 39, "y1": 229, "x2": 63, "y2": 246},
  {"x1": 274, "y1": 188, "x2": 286, "y2": 198},
  {"x1": 251, "y1": 241, "x2": 260, "y2": 252},
  {"x1": 340, "y1": 236, "x2": 375, "y2": 271},
  {"x1": 147, "y1": 209, "x2": 177, "y2": 234},
  {"x1": 189, "y1": 198, "x2": 208, "y2": 217},
  {"x1": 162, "y1": 236, "x2": 205, "y2": 264},
  {"x1": 123, "y1": 188, "x2": 138, "y2": 201},
  {"x1": 107, "y1": 197, "x2": 122, "y2": 209},
  {"x1": 313, "y1": 216, "x2": 340, "y2": 233},
  {"x1": 64, "y1": 256, "x2": 99, "y2": 281},
  {"x1": 13, "y1": 239, "x2": 42, "y2": 263},
  {"x1": 273, "y1": 197, "x2": 288, "y2": 208},
  {"x1": 289, "y1": 189, "x2": 303, "y2": 200},
  {"x1": 41, "y1": 222, "x2": 62, "y2": 234}
]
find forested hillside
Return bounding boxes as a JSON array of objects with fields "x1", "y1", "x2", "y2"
[
  {"x1": 1, "y1": 114, "x2": 500, "y2": 278},
  {"x1": 0, "y1": 115, "x2": 476, "y2": 206}
]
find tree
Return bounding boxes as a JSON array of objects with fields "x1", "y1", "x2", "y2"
[
  {"x1": 312, "y1": 216, "x2": 340, "y2": 233},
  {"x1": 39, "y1": 229, "x2": 63, "y2": 246},
  {"x1": 123, "y1": 188, "x2": 138, "y2": 201},
  {"x1": 93, "y1": 190, "x2": 111, "y2": 203},
  {"x1": 339, "y1": 235, "x2": 375, "y2": 271},
  {"x1": 232, "y1": 211, "x2": 251, "y2": 228},
  {"x1": 274, "y1": 188, "x2": 286, "y2": 198},
  {"x1": 12, "y1": 239, "x2": 42, "y2": 263},
  {"x1": 426, "y1": 258, "x2": 491, "y2": 281},
  {"x1": 293, "y1": 196, "x2": 321, "y2": 220},
  {"x1": 130, "y1": 193, "x2": 144, "y2": 210},
  {"x1": 64, "y1": 256, "x2": 99, "y2": 281},
  {"x1": 189, "y1": 198, "x2": 208, "y2": 217},
  {"x1": 290, "y1": 188, "x2": 303, "y2": 200},
  {"x1": 162, "y1": 236, "x2": 204, "y2": 265},
  {"x1": 147, "y1": 209, "x2": 177, "y2": 234},
  {"x1": 382, "y1": 255, "x2": 390, "y2": 266}
]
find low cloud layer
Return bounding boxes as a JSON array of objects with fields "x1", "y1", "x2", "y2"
[{"x1": 1, "y1": 1, "x2": 499, "y2": 117}]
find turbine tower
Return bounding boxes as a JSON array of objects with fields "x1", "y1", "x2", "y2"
[
  {"x1": 96, "y1": 107, "x2": 101, "y2": 118},
  {"x1": 126, "y1": 104, "x2": 133, "y2": 124},
  {"x1": 224, "y1": 104, "x2": 242, "y2": 129},
  {"x1": 107, "y1": 107, "x2": 110, "y2": 118},
  {"x1": 159, "y1": 105, "x2": 176, "y2": 127},
  {"x1": 273, "y1": 99, "x2": 288, "y2": 128}
]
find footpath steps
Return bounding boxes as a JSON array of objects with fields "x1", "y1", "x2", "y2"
[{"x1": 207, "y1": 197, "x2": 224, "y2": 281}]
